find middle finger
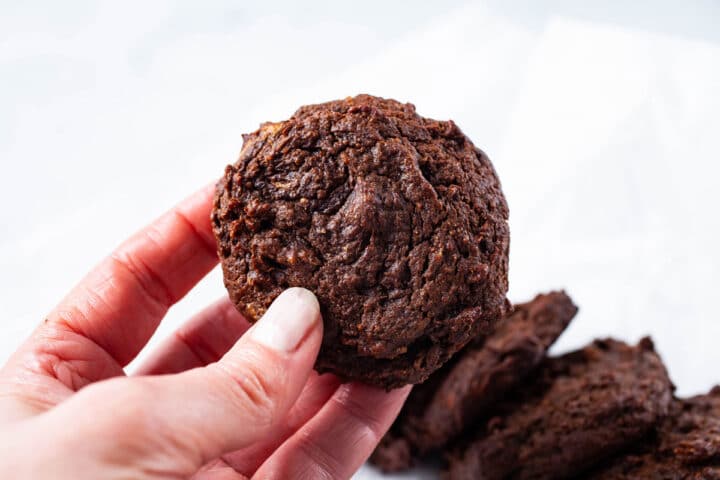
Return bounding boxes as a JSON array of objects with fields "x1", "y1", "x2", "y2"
[{"x1": 135, "y1": 297, "x2": 250, "y2": 375}]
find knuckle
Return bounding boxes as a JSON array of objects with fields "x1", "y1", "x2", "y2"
[
  {"x1": 295, "y1": 432, "x2": 341, "y2": 480},
  {"x1": 332, "y1": 388, "x2": 385, "y2": 439},
  {"x1": 211, "y1": 354, "x2": 287, "y2": 427},
  {"x1": 109, "y1": 248, "x2": 174, "y2": 310}
]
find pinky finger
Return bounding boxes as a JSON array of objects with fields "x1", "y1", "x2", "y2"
[{"x1": 253, "y1": 383, "x2": 411, "y2": 480}]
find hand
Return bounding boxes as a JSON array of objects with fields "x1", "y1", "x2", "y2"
[{"x1": 0, "y1": 184, "x2": 410, "y2": 479}]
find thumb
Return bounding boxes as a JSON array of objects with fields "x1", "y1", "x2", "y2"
[{"x1": 36, "y1": 288, "x2": 323, "y2": 478}]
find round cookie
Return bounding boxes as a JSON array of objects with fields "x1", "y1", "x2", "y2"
[{"x1": 212, "y1": 95, "x2": 510, "y2": 388}]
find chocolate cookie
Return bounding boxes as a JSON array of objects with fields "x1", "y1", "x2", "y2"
[
  {"x1": 212, "y1": 95, "x2": 510, "y2": 388},
  {"x1": 371, "y1": 432, "x2": 414, "y2": 474},
  {"x1": 586, "y1": 386, "x2": 720, "y2": 479},
  {"x1": 444, "y1": 338, "x2": 674, "y2": 480},
  {"x1": 371, "y1": 291, "x2": 577, "y2": 471}
]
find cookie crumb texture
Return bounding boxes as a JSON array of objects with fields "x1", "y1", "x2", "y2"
[
  {"x1": 445, "y1": 338, "x2": 674, "y2": 480},
  {"x1": 405, "y1": 291, "x2": 577, "y2": 455},
  {"x1": 371, "y1": 291, "x2": 577, "y2": 472},
  {"x1": 587, "y1": 386, "x2": 720, "y2": 479},
  {"x1": 212, "y1": 95, "x2": 509, "y2": 388}
]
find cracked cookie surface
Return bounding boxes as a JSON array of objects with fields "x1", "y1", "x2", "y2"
[
  {"x1": 586, "y1": 386, "x2": 720, "y2": 479},
  {"x1": 212, "y1": 95, "x2": 510, "y2": 388},
  {"x1": 444, "y1": 338, "x2": 674, "y2": 480},
  {"x1": 372, "y1": 291, "x2": 577, "y2": 471}
]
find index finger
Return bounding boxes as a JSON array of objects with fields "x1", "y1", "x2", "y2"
[{"x1": 46, "y1": 182, "x2": 219, "y2": 366}]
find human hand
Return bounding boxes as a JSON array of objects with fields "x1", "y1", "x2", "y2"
[{"x1": 0, "y1": 184, "x2": 410, "y2": 479}]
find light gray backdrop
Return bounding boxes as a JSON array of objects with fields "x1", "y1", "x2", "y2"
[{"x1": 1, "y1": 2, "x2": 719, "y2": 478}]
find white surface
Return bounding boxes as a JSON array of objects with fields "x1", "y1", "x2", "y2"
[{"x1": 1, "y1": 1, "x2": 720, "y2": 478}]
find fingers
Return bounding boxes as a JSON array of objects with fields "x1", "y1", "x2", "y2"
[
  {"x1": 0, "y1": 183, "x2": 219, "y2": 418},
  {"x1": 0, "y1": 296, "x2": 244, "y2": 423},
  {"x1": 192, "y1": 459, "x2": 249, "y2": 480},
  {"x1": 46, "y1": 182, "x2": 218, "y2": 368},
  {"x1": 0, "y1": 320, "x2": 124, "y2": 422},
  {"x1": 222, "y1": 371, "x2": 342, "y2": 476},
  {"x1": 38, "y1": 289, "x2": 323, "y2": 477},
  {"x1": 254, "y1": 382, "x2": 411, "y2": 480},
  {"x1": 136, "y1": 297, "x2": 251, "y2": 375}
]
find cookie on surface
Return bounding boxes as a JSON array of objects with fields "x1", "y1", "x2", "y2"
[
  {"x1": 444, "y1": 338, "x2": 674, "y2": 480},
  {"x1": 212, "y1": 94, "x2": 510, "y2": 388},
  {"x1": 371, "y1": 291, "x2": 577, "y2": 472},
  {"x1": 586, "y1": 386, "x2": 720, "y2": 479},
  {"x1": 403, "y1": 291, "x2": 578, "y2": 452},
  {"x1": 370, "y1": 432, "x2": 414, "y2": 474}
]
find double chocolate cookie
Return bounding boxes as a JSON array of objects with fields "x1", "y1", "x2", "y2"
[
  {"x1": 586, "y1": 386, "x2": 720, "y2": 479},
  {"x1": 212, "y1": 95, "x2": 510, "y2": 388},
  {"x1": 371, "y1": 291, "x2": 577, "y2": 471},
  {"x1": 444, "y1": 338, "x2": 674, "y2": 480}
]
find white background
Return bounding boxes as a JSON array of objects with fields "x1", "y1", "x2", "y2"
[{"x1": 1, "y1": 1, "x2": 720, "y2": 478}]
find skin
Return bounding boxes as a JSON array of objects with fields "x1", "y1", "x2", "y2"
[{"x1": 0, "y1": 183, "x2": 410, "y2": 479}]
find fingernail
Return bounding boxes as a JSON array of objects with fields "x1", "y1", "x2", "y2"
[{"x1": 250, "y1": 288, "x2": 320, "y2": 352}]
